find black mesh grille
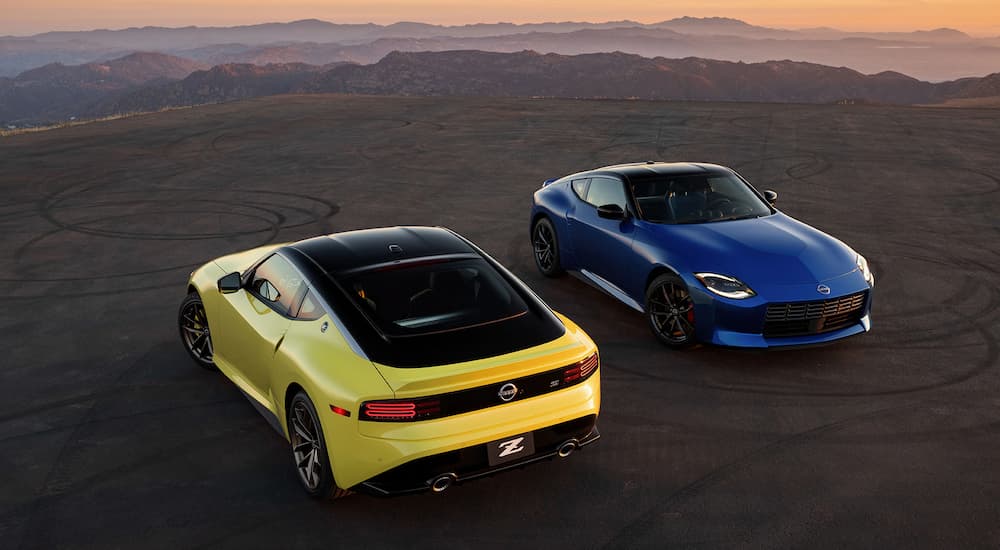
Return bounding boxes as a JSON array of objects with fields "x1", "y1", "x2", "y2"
[{"x1": 764, "y1": 291, "x2": 868, "y2": 337}]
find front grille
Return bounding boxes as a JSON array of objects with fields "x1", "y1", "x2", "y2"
[{"x1": 764, "y1": 291, "x2": 868, "y2": 337}]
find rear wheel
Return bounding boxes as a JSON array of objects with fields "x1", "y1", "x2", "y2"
[
  {"x1": 645, "y1": 273, "x2": 698, "y2": 349},
  {"x1": 289, "y1": 391, "x2": 350, "y2": 500},
  {"x1": 178, "y1": 292, "x2": 216, "y2": 369},
  {"x1": 532, "y1": 217, "x2": 564, "y2": 277}
]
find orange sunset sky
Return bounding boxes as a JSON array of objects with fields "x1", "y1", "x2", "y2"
[{"x1": 3, "y1": 1, "x2": 999, "y2": 36}]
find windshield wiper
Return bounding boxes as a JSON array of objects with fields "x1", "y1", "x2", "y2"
[{"x1": 708, "y1": 214, "x2": 761, "y2": 223}]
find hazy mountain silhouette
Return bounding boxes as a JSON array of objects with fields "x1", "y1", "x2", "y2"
[
  {"x1": 305, "y1": 50, "x2": 957, "y2": 104},
  {"x1": 0, "y1": 52, "x2": 204, "y2": 124},
  {"x1": 172, "y1": 27, "x2": 1000, "y2": 82},
  {"x1": 4, "y1": 49, "x2": 999, "y2": 126},
  {"x1": 102, "y1": 62, "x2": 333, "y2": 115},
  {"x1": 4, "y1": 17, "x2": 998, "y2": 81}
]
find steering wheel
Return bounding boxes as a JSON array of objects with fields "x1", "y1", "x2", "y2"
[{"x1": 706, "y1": 197, "x2": 733, "y2": 213}]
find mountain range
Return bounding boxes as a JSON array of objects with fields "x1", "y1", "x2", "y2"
[
  {"x1": 0, "y1": 52, "x2": 205, "y2": 124},
  {"x1": 4, "y1": 49, "x2": 999, "y2": 127},
  {"x1": 3, "y1": 17, "x2": 999, "y2": 81}
]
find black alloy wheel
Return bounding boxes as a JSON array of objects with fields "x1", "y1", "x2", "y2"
[
  {"x1": 532, "y1": 217, "x2": 564, "y2": 277},
  {"x1": 289, "y1": 392, "x2": 350, "y2": 499},
  {"x1": 645, "y1": 273, "x2": 698, "y2": 349}
]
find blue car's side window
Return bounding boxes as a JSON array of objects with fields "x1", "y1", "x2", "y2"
[
  {"x1": 585, "y1": 178, "x2": 628, "y2": 210},
  {"x1": 571, "y1": 178, "x2": 590, "y2": 200}
]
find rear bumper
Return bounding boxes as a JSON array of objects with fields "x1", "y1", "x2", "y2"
[
  {"x1": 326, "y1": 368, "x2": 600, "y2": 489},
  {"x1": 354, "y1": 416, "x2": 600, "y2": 496}
]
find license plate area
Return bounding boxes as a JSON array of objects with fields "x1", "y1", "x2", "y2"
[{"x1": 486, "y1": 432, "x2": 536, "y2": 466}]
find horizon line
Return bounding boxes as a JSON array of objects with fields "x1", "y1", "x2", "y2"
[{"x1": 2, "y1": 16, "x2": 995, "y2": 39}]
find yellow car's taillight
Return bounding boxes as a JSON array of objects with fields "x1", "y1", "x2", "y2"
[
  {"x1": 359, "y1": 352, "x2": 597, "y2": 423},
  {"x1": 563, "y1": 353, "x2": 599, "y2": 384},
  {"x1": 360, "y1": 398, "x2": 442, "y2": 421}
]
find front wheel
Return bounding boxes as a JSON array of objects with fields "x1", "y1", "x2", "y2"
[
  {"x1": 178, "y1": 292, "x2": 216, "y2": 369},
  {"x1": 531, "y1": 217, "x2": 564, "y2": 277},
  {"x1": 645, "y1": 273, "x2": 698, "y2": 349},
  {"x1": 288, "y1": 391, "x2": 350, "y2": 499}
]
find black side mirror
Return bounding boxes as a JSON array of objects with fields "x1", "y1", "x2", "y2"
[
  {"x1": 218, "y1": 272, "x2": 242, "y2": 293},
  {"x1": 763, "y1": 190, "x2": 778, "y2": 205},
  {"x1": 597, "y1": 204, "x2": 627, "y2": 220}
]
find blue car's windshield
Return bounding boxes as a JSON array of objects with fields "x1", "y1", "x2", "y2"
[{"x1": 631, "y1": 173, "x2": 772, "y2": 224}]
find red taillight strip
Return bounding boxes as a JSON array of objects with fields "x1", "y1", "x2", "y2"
[
  {"x1": 564, "y1": 352, "x2": 599, "y2": 384},
  {"x1": 361, "y1": 399, "x2": 441, "y2": 420},
  {"x1": 579, "y1": 354, "x2": 599, "y2": 377},
  {"x1": 360, "y1": 352, "x2": 598, "y2": 422},
  {"x1": 364, "y1": 403, "x2": 416, "y2": 419}
]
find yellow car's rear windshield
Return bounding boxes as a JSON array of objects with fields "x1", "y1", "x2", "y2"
[
  {"x1": 285, "y1": 239, "x2": 567, "y2": 367},
  {"x1": 341, "y1": 257, "x2": 529, "y2": 337}
]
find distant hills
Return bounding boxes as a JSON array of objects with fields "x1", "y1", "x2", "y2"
[
  {"x1": 0, "y1": 52, "x2": 204, "y2": 124},
  {"x1": 3, "y1": 16, "x2": 999, "y2": 127},
  {"x1": 4, "y1": 49, "x2": 1000, "y2": 127},
  {"x1": 307, "y1": 50, "x2": 997, "y2": 105},
  {"x1": 2, "y1": 17, "x2": 999, "y2": 82},
  {"x1": 104, "y1": 62, "x2": 333, "y2": 115}
]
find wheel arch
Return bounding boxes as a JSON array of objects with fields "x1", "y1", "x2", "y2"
[
  {"x1": 284, "y1": 381, "x2": 306, "y2": 430},
  {"x1": 530, "y1": 210, "x2": 552, "y2": 228},
  {"x1": 645, "y1": 264, "x2": 681, "y2": 294}
]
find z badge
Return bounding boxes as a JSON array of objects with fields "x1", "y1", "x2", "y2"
[{"x1": 487, "y1": 432, "x2": 536, "y2": 466}]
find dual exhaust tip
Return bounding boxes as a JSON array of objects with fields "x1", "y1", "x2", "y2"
[
  {"x1": 557, "y1": 439, "x2": 578, "y2": 458},
  {"x1": 427, "y1": 438, "x2": 581, "y2": 493},
  {"x1": 429, "y1": 473, "x2": 457, "y2": 493}
]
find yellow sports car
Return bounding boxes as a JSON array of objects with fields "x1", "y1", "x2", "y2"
[{"x1": 178, "y1": 226, "x2": 600, "y2": 498}]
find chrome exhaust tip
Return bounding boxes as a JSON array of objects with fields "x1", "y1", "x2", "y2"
[
  {"x1": 429, "y1": 473, "x2": 457, "y2": 493},
  {"x1": 557, "y1": 439, "x2": 579, "y2": 458}
]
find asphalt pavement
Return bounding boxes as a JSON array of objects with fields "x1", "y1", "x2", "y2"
[{"x1": 1, "y1": 95, "x2": 998, "y2": 549}]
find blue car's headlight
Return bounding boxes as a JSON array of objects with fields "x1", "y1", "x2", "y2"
[
  {"x1": 856, "y1": 253, "x2": 874, "y2": 286},
  {"x1": 694, "y1": 273, "x2": 756, "y2": 299}
]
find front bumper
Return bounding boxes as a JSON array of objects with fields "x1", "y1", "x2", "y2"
[
  {"x1": 354, "y1": 416, "x2": 600, "y2": 496},
  {"x1": 710, "y1": 313, "x2": 871, "y2": 348},
  {"x1": 688, "y1": 272, "x2": 874, "y2": 348}
]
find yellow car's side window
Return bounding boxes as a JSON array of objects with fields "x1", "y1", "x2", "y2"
[
  {"x1": 249, "y1": 254, "x2": 305, "y2": 317},
  {"x1": 295, "y1": 290, "x2": 324, "y2": 321}
]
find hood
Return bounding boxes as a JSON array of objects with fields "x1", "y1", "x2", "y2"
[{"x1": 649, "y1": 213, "x2": 858, "y2": 285}]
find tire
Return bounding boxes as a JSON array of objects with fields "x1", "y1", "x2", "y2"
[
  {"x1": 178, "y1": 292, "x2": 217, "y2": 369},
  {"x1": 288, "y1": 391, "x2": 350, "y2": 500},
  {"x1": 531, "y1": 217, "x2": 564, "y2": 277},
  {"x1": 645, "y1": 273, "x2": 698, "y2": 349}
]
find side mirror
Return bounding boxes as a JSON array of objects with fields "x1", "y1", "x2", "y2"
[
  {"x1": 597, "y1": 204, "x2": 627, "y2": 220},
  {"x1": 218, "y1": 272, "x2": 242, "y2": 293},
  {"x1": 763, "y1": 190, "x2": 778, "y2": 205}
]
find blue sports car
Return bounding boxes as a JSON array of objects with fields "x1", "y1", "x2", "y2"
[{"x1": 529, "y1": 162, "x2": 873, "y2": 348}]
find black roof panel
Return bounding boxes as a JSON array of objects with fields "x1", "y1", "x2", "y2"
[
  {"x1": 589, "y1": 161, "x2": 732, "y2": 181},
  {"x1": 291, "y1": 226, "x2": 475, "y2": 274}
]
